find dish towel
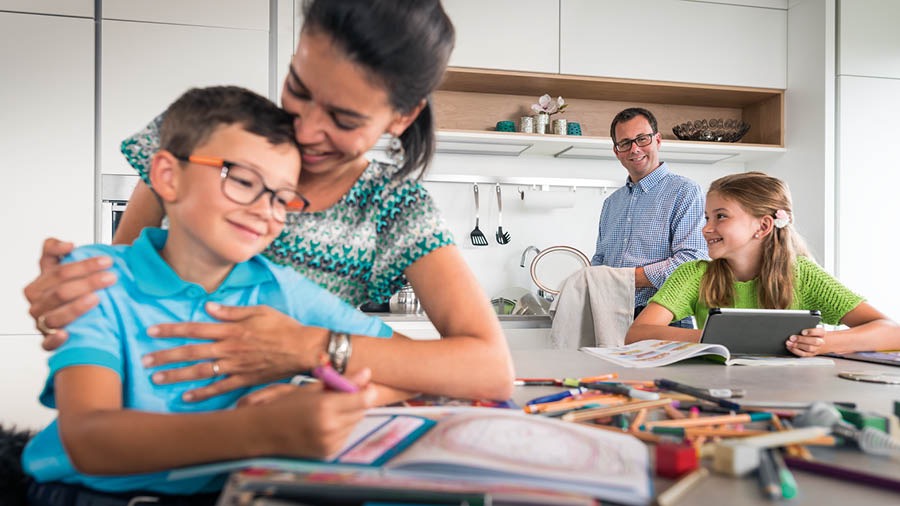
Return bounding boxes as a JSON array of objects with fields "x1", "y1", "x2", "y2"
[{"x1": 549, "y1": 266, "x2": 635, "y2": 349}]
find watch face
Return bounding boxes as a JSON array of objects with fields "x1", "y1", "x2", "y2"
[{"x1": 837, "y1": 370, "x2": 900, "y2": 384}]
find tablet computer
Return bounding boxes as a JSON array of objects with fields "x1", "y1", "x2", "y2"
[{"x1": 700, "y1": 308, "x2": 822, "y2": 356}]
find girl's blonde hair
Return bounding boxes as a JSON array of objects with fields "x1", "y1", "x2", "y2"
[{"x1": 700, "y1": 172, "x2": 809, "y2": 309}]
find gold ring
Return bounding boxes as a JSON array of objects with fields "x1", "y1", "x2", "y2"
[
  {"x1": 211, "y1": 361, "x2": 221, "y2": 376},
  {"x1": 36, "y1": 315, "x2": 58, "y2": 336}
]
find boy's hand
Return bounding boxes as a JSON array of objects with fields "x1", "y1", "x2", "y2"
[
  {"x1": 786, "y1": 327, "x2": 828, "y2": 356},
  {"x1": 256, "y1": 381, "x2": 377, "y2": 459},
  {"x1": 24, "y1": 238, "x2": 116, "y2": 350}
]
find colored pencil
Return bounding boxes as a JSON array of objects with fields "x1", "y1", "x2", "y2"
[
  {"x1": 562, "y1": 398, "x2": 673, "y2": 423},
  {"x1": 656, "y1": 467, "x2": 709, "y2": 506}
]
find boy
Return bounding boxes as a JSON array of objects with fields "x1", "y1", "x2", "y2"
[{"x1": 22, "y1": 86, "x2": 390, "y2": 504}]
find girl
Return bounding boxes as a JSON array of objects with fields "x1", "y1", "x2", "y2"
[{"x1": 625, "y1": 172, "x2": 900, "y2": 356}]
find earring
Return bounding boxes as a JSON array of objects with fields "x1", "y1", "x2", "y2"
[
  {"x1": 753, "y1": 233, "x2": 759, "y2": 239},
  {"x1": 386, "y1": 134, "x2": 406, "y2": 167}
]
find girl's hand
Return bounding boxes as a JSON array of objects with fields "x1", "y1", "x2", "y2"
[
  {"x1": 237, "y1": 369, "x2": 372, "y2": 407},
  {"x1": 786, "y1": 326, "x2": 828, "y2": 356},
  {"x1": 257, "y1": 381, "x2": 377, "y2": 459},
  {"x1": 142, "y1": 303, "x2": 328, "y2": 402},
  {"x1": 24, "y1": 238, "x2": 116, "y2": 350}
]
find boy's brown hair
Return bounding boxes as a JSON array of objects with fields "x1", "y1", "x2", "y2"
[{"x1": 160, "y1": 86, "x2": 296, "y2": 158}]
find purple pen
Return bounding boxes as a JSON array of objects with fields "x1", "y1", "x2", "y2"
[{"x1": 312, "y1": 364, "x2": 359, "y2": 393}]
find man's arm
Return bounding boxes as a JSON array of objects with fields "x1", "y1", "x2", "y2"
[{"x1": 640, "y1": 182, "x2": 707, "y2": 289}]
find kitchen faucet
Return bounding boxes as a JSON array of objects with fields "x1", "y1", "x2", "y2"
[{"x1": 520, "y1": 245, "x2": 541, "y2": 268}]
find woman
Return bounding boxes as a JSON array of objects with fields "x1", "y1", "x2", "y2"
[{"x1": 24, "y1": 0, "x2": 514, "y2": 402}]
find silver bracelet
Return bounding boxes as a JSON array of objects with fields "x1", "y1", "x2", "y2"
[{"x1": 326, "y1": 331, "x2": 352, "y2": 374}]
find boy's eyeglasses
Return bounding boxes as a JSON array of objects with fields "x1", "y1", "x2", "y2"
[
  {"x1": 613, "y1": 132, "x2": 656, "y2": 152},
  {"x1": 175, "y1": 155, "x2": 309, "y2": 222}
]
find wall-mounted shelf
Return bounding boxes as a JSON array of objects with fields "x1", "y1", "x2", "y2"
[
  {"x1": 429, "y1": 130, "x2": 785, "y2": 164},
  {"x1": 432, "y1": 67, "x2": 785, "y2": 162},
  {"x1": 422, "y1": 172, "x2": 617, "y2": 190}
]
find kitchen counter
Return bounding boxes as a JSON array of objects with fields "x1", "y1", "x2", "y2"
[{"x1": 366, "y1": 312, "x2": 550, "y2": 328}]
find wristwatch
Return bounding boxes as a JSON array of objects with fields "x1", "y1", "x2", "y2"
[{"x1": 326, "y1": 331, "x2": 352, "y2": 374}]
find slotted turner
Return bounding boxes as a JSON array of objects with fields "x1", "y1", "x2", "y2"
[
  {"x1": 495, "y1": 184, "x2": 510, "y2": 244},
  {"x1": 470, "y1": 183, "x2": 488, "y2": 246}
]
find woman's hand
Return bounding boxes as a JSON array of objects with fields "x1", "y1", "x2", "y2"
[
  {"x1": 786, "y1": 326, "x2": 828, "y2": 356},
  {"x1": 143, "y1": 302, "x2": 329, "y2": 402},
  {"x1": 23, "y1": 238, "x2": 116, "y2": 350}
]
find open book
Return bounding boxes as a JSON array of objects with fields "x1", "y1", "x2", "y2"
[
  {"x1": 581, "y1": 339, "x2": 834, "y2": 368},
  {"x1": 172, "y1": 408, "x2": 652, "y2": 505}
]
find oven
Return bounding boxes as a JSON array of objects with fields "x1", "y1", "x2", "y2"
[{"x1": 100, "y1": 174, "x2": 140, "y2": 244}]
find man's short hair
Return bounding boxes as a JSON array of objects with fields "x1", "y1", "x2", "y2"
[
  {"x1": 609, "y1": 107, "x2": 659, "y2": 142},
  {"x1": 160, "y1": 86, "x2": 296, "y2": 158}
]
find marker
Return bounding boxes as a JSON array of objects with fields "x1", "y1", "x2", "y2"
[
  {"x1": 514, "y1": 379, "x2": 560, "y2": 386},
  {"x1": 581, "y1": 382, "x2": 660, "y2": 401},
  {"x1": 757, "y1": 448, "x2": 782, "y2": 499},
  {"x1": 656, "y1": 467, "x2": 709, "y2": 506},
  {"x1": 644, "y1": 412, "x2": 772, "y2": 429},
  {"x1": 654, "y1": 379, "x2": 742, "y2": 411},
  {"x1": 525, "y1": 387, "x2": 585, "y2": 406},
  {"x1": 769, "y1": 448, "x2": 798, "y2": 499},
  {"x1": 312, "y1": 364, "x2": 359, "y2": 392}
]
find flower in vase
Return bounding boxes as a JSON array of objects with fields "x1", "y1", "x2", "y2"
[{"x1": 531, "y1": 94, "x2": 568, "y2": 116}]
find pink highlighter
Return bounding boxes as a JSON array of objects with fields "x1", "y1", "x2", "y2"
[{"x1": 312, "y1": 364, "x2": 360, "y2": 393}]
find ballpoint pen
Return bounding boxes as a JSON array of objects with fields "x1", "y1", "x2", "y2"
[
  {"x1": 769, "y1": 448, "x2": 798, "y2": 499},
  {"x1": 757, "y1": 448, "x2": 782, "y2": 499},
  {"x1": 654, "y1": 378, "x2": 742, "y2": 411}
]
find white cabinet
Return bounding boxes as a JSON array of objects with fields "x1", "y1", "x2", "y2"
[
  {"x1": 102, "y1": 0, "x2": 269, "y2": 30},
  {"x1": 839, "y1": 0, "x2": 900, "y2": 79},
  {"x1": 443, "y1": 0, "x2": 560, "y2": 73},
  {"x1": 559, "y1": 0, "x2": 786, "y2": 88},
  {"x1": 0, "y1": 0, "x2": 92, "y2": 16},
  {"x1": 0, "y1": 336, "x2": 55, "y2": 428},
  {"x1": 100, "y1": 20, "x2": 270, "y2": 175},
  {"x1": 0, "y1": 11, "x2": 94, "y2": 335}
]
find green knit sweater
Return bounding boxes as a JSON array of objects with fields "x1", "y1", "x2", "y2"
[{"x1": 649, "y1": 256, "x2": 864, "y2": 328}]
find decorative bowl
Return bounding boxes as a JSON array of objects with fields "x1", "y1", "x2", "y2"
[{"x1": 672, "y1": 118, "x2": 751, "y2": 143}]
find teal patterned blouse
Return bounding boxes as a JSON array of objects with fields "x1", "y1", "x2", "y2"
[{"x1": 120, "y1": 115, "x2": 455, "y2": 307}]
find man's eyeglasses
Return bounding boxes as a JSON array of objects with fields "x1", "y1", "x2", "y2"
[
  {"x1": 175, "y1": 155, "x2": 309, "y2": 222},
  {"x1": 614, "y1": 132, "x2": 657, "y2": 152}
]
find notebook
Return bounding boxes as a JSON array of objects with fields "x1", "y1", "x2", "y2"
[
  {"x1": 174, "y1": 408, "x2": 652, "y2": 505},
  {"x1": 826, "y1": 350, "x2": 900, "y2": 367},
  {"x1": 581, "y1": 339, "x2": 834, "y2": 367}
]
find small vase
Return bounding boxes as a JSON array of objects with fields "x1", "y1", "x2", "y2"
[
  {"x1": 552, "y1": 118, "x2": 567, "y2": 135},
  {"x1": 533, "y1": 113, "x2": 550, "y2": 134}
]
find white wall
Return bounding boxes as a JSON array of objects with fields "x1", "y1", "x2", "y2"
[
  {"x1": 762, "y1": 0, "x2": 835, "y2": 266},
  {"x1": 836, "y1": 0, "x2": 900, "y2": 319}
]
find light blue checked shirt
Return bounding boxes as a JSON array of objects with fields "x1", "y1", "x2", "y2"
[{"x1": 591, "y1": 163, "x2": 708, "y2": 310}]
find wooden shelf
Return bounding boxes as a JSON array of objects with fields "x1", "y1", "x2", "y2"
[{"x1": 435, "y1": 67, "x2": 784, "y2": 148}]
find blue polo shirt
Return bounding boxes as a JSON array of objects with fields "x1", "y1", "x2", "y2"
[{"x1": 23, "y1": 228, "x2": 393, "y2": 494}]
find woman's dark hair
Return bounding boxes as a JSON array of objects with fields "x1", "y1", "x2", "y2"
[{"x1": 302, "y1": 0, "x2": 455, "y2": 179}]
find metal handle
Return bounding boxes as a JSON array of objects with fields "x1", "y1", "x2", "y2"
[
  {"x1": 473, "y1": 183, "x2": 480, "y2": 222},
  {"x1": 495, "y1": 183, "x2": 503, "y2": 225},
  {"x1": 529, "y1": 245, "x2": 591, "y2": 296}
]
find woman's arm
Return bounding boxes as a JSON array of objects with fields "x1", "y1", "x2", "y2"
[
  {"x1": 354, "y1": 245, "x2": 515, "y2": 400},
  {"x1": 56, "y1": 365, "x2": 375, "y2": 475},
  {"x1": 141, "y1": 247, "x2": 515, "y2": 402},
  {"x1": 787, "y1": 302, "x2": 900, "y2": 356},
  {"x1": 112, "y1": 181, "x2": 165, "y2": 245},
  {"x1": 625, "y1": 303, "x2": 702, "y2": 344}
]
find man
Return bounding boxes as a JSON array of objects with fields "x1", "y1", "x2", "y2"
[{"x1": 591, "y1": 107, "x2": 708, "y2": 327}]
